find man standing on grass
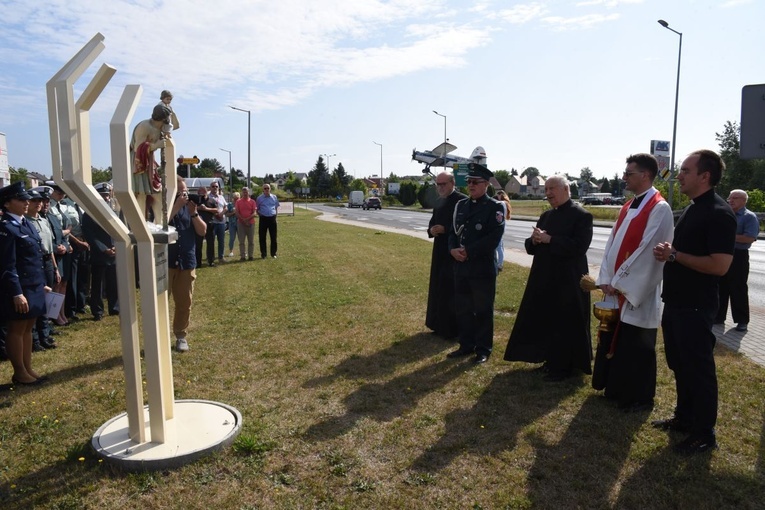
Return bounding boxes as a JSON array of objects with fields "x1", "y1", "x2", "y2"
[
  {"x1": 256, "y1": 184, "x2": 279, "y2": 259},
  {"x1": 593, "y1": 153, "x2": 674, "y2": 412},
  {"x1": 446, "y1": 164, "x2": 505, "y2": 365},
  {"x1": 714, "y1": 189, "x2": 758, "y2": 332},
  {"x1": 168, "y1": 177, "x2": 207, "y2": 352},
  {"x1": 425, "y1": 172, "x2": 466, "y2": 340},
  {"x1": 652, "y1": 149, "x2": 736, "y2": 454}
]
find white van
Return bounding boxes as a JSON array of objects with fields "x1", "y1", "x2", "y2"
[{"x1": 348, "y1": 190, "x2": 364, "y2": 208}]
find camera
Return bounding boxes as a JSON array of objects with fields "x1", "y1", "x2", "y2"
[{"x1": 187, "y1": 193, "x2": 204, "y2": 205}]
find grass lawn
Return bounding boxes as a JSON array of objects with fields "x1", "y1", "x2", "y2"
[{"x1": 1, "y1": 208, "x2": 763, "y2": 509}]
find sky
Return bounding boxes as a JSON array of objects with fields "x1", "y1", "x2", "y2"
[{"x1": 1, "y1": 0, "x2": 763, "y2": 183}]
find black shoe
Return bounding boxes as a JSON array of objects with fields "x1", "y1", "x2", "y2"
[
  {"x1": 68, "y1": 315, "x2": 81, "y2": 322},
  {"x1": 93, "y1": 314, "x2": 103, "y2": 322},
  {"x1": 651, "y1": 416, "x2": 691, "y2": 433},
  {"x1": 32, "y1": 343, "x2": 46, "y2": 352},
  {"x1": 41, "y1": 339, "x2": 57, "y2": 349},
  {"x1": 735, "y1": 323, "x2": 748, "y2": 332},
  {"x1": 673, "y1": 434, "x2": 718, "y2": 454},
  {"x1": 208, "y1": 262, "x2": 216, "y2": 267},
  {"x1": 49, "y1": 328, "x2": 61, "y2": 336},
  {"x1": 446, "y1": 347, "x2": 474, "y2": 359},
  {"x1": 109, "y1": 310, "x2": 119, "y2": 316},
  {"x1": 472, "y1": 354, "x2": 489, "y2": 365},
  {"x1": 248, "y1": 257, "x2": 254, "y2": 261},
  {"x1": 261, "y1": 255, "x2": 267, "y2": 259}
]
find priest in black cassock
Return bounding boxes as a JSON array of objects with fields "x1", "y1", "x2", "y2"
[
  {"x1": 503, "y1": 175, "x2": 593, "y2": 381},
  {"x1": 425, "y1": 172, "x2": 466, "y2": 339}
]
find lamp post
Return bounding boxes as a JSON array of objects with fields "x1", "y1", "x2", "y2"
[
  {"x1": 373, "y1": 141, "x2": 383, "y2": 193},
  {"x1": 433, "y1": 110, "x2": 446, "y2": 169},
  {"x1": 229, "y1": 106, "x2": 251, "y2": 187},
  {"x1": 658, "y1": 19, "x2": 682, "y2": 210},
  {"x1": 322, "y1": 153, "x2": 336, "y2": 172},
  {"x1": 219, "y1": 148, "x2": 232, "y2": 194}
]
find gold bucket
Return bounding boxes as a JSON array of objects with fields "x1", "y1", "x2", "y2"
[{"x1": 593, "y1": 301, "x2": 619, "y2": 332}]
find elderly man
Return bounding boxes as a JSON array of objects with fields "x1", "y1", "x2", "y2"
[
  {"x1": 504, "y1": 175, "x2": 593, "y2": 381},
  {"x1": 256, "y1": 184, "x2": 280, "y2": 259},
  {"x1": 714, "y1": 189, "x2": 759, "y2": 332},
  {"x1": 653, "y1": 149, "x2": 736, "y2": 454},
  {"x1": 425, "y1": 172, "x2": 466, "y2": 339},
  {"x1": 446, "y1": 164, "x2": 505, "y2": 364},
  {"x1": 593, "y1": 154, "x2": 674, "y2": 411}
]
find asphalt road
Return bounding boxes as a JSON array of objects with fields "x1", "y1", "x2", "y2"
[{"x1": 307, "y1": 203, "x2": 765, "y2": 308}]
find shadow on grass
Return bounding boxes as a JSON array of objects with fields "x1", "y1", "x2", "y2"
[
  {"x1": 410, "y1": 369, "x2": 581, "y2": 473},
  {"x1": 302, "y1": 332, "x2": 453, "y2": 389},
  {"x1": 0, "y1": 356, "x2": 123, "y2": 395},
  {"x1": 304, "y1": 357, "x2": 466, "y2": 441},
  {"x1": 525, "y1": 394, "x2": 648, "y2": 508},
  {"x1": 613, "y1": 443, "x2": 765, "y2": 508}
]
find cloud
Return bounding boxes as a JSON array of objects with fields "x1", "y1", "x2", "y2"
[
  {"x1": 494, "y1": 2, "x2": 549, "y2": 24},
  {"x1": 575, "y1": 0, "x2": 643, "y2": 7},
  {"x1": 542, "y1": 13, "x2": 620, "y2": 30},
  {"x1": 720, "y1": 0, "x2": 754, "y2": 7}
]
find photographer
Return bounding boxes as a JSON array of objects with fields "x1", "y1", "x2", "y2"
[
  {"x1": 168, "y1": 177, "x2": 207, "y2": 352},
  {"x1": 198, "y1": 181, "x2": 227, "y2": 266}
]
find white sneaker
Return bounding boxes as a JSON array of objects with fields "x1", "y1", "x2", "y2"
[
  {"x1": 229, "y1": 251, "x2": 234, "y2": 257},
  {"x1": 175, "y1": 338, "x2": 189, "y2": 352}
]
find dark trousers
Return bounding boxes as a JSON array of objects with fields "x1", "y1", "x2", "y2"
[
  {"x1": 259, "y1": 216, "x2": 278, "y2": 257},
  {"x1": 34, "y1": 256, "x2": 56, "y2": 344},
  {"x1": 205, "y1": 222, "x2": 226, "y2": 263},
  {"x1": 716, "y1": 249, "x2": 750, "y2": 324},
  {"x1": 454, "y1": 275, "x2": 496, "y2": 356},
  {"x1": 662, "y1": 304, "x2": 717, "y2": 436},
  {"x1": 66, "y1": 249, "x2": 90, "y2": 316},
  {"x1": 90, "y1": 263, "x2": 118, "y2": 317},
  {"x1": 195, "y1": 233, "x2": 204, "y2": 267}
]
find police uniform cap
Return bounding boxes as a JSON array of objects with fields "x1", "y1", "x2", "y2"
[
  {"x1": 94, "y1": 182, "x2": 112, "y2": 195},
  {"x1": 32, "y1": 186, "x2": 54, "y2": 200},
  {"x1": 467, "y1": 163, "x2": 493, "y2": 181},
  {"x1": 28, "y1": 190, "x2": 44, "y2": 201},
  {"x1": 0, "y1": 181, "x2": 33, "y2": 204},
  {"x1": 46, "y1": 181, "x2": 65, "y2": 193}
]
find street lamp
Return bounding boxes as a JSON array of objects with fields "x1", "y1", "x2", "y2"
[
  {"x1": 219, "y1": 148, "x2": 232, "y2": 193},
  {"x1": 433, "y1": 110, "x2": 447, "y2": 169},
  {"x1": 322, "y1": 153, "x2": 336, "y2": 172},
  {"x1": 373, "y1": 141, "x2": 383, "y2": 192},
  {"x1": 658, "y1": 19, "x2": 682, "y2": 210},
  {"x1": 229, "y1": 106, "x2": 251, "y2": 187}
]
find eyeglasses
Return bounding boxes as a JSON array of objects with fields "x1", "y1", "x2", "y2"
[
  {"x1": 622, "y1": 171, "x2": 643, "y2": 177},
  {"x1": 466, "y1": 178, "x2": 486, "y2": 185},
  {"x1": 436, "y1": 182, "x2": 450, "y2": 187},
  {"x1": 210, "y1": 185, "x2": 219, "y2": 188}
]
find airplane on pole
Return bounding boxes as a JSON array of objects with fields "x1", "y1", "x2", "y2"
[{"x1": 412, "y1": 143, "x2": 487, "y2": 176}]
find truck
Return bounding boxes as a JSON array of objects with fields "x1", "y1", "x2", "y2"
[{"x1": 348, "y1": 190, "x2": 364, "y2": 208}]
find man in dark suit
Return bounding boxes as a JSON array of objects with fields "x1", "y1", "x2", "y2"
[
  {"x1": 82, "y1": 190, "x2": 118, "y2": 321},
  {"x1": 446, "y1": 164, "x2": 505, "y2": 364},
  {"x1": 425, "y1": 172, "x2": 466, "y2": 340}
]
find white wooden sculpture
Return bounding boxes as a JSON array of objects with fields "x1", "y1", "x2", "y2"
[{"x1": 46, "y1": 33, "x2": 240, "y2": 470}]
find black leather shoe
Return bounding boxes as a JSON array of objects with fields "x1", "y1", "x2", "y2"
[
  {"x1": 93, "y1": 314, "x2": 103, "y2": 322},
  {"x1": 472, "y1": 354, "x2": 489, "y2": 365},
  {"x1": 651, "y1": 416, "x2": 690, "y2": 433},
  {"x1": 446, "y1": 348, "x2": 474, "y2": 358},
  {"x1": 49, "y1": 328, "x2": 61, "y2": 336},
  {"x1": 735, "y1": 323, "x2": 748, "y2": 332},
  {"x1": 32, "y1": 343, "x2": 46, "y2": 352},
  {"x1": 41, "y1": 339, "x2": 57, "y2": 349},
  {"x1": 673, "y1": 434, "x2": 718, "y2": 454}
]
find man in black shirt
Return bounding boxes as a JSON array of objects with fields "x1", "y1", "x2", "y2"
[{"x1": 652, "y1": 149, "x2": 736, "y2": 454}]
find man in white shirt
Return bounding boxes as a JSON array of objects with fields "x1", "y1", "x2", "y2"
[{"x1": 594, "y1": 153, "x2": 674, "y2": 412}]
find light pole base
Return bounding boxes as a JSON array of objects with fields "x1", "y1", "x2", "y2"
[{"x1": 92, "y1": 400, "x2": 242, "y2": 471}]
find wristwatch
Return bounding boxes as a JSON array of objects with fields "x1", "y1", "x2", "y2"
[{"x1": 667, "y1": 250, "x2": 677, "y2": 263}]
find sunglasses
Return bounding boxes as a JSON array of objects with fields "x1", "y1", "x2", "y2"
[{"x1": 466, "y1": 178, "x2": 486, "y2": 185}]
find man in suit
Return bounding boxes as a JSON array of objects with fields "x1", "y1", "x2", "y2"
[{"x1": 82, "y1": 189, "x2": 118, "y2": 321}]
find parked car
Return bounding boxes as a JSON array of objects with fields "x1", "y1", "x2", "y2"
[
  {"x1": 362, "y1": 197, "x2": 382, "y2": 210},
  {"x1": 580, "y1": 196, "x2": 604, "y2": 205},
  {"x1": 348, "y1": 190, "x2": 364, "y2": 208}
]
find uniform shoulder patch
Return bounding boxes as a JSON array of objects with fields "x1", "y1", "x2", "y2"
[{"x1": 496, "y1": 211, "x2": 505, "y2": 223}]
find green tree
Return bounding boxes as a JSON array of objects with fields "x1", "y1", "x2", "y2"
[
  {"x1": 10, "y1": 166, "x2": 30, "y2": 187},
  {"x1": 349, "y1": 178, "x2": 368, "y2": 194},
  {"x1": 493, "y1": 169, "x2": 510, "y2": 189},
  {"x1": 308, "y1": 155, "x2": 329, "y2": 196},
  {"x1": 92, "y1": 166, "x2": 113, "y2": 185},
  {"x1": 580, "y1": 167, "x2": 593, "y2": 183},
  {"x1": 333, "y1": 162, "x2": 351, "y2": 192},
  {"x1": 387, "y1": 172, "x2": 400, "y2": 183},
  {"x1": 417, "y1": 181, "x2": 438, "y2": 209},
  {"x1": 521, "y1": 167, "x2": 540, "y2": 179},
  {"x1": 600, "y1": 178, "x2": 612, "y2": 194},
  {"x1": 399, "y1": 181, "x2": 418, "y2": 206}
]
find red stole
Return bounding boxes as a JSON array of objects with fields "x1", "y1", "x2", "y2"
[{"x1": 605, "y1": 190, "x2": 664, "y2": 358}]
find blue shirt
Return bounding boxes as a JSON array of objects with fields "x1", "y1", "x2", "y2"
[
  {"x1": 735, "y1": 207, "x2": 759, "y2": 250},
  {"x1": 168, "y1": 205, "x2": 197, "y2": 270},
  {"x1": 256, "y1": 193, "x2": 279, "y2": 217}
]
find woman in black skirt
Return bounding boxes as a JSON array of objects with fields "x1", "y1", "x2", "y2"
[{"x1": 0, "y1": 182, "x2": 49, "y2": 385}]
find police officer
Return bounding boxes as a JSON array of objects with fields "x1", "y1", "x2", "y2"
[{"x1": 446, "y1": 164, "x2": 505, "y2": 364}]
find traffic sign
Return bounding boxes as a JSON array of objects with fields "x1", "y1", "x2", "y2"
[{"x1": 177, "y1": 156, "x2": 199, "y2": 165}]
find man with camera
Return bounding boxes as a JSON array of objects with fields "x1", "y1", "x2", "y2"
[{"x1": 168, "y1": 177, "x2": 207, "y2": 352}]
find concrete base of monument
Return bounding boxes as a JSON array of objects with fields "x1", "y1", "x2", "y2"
[{"x1": 92, "y1": 400, "x2": 242, "y2": 471}]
